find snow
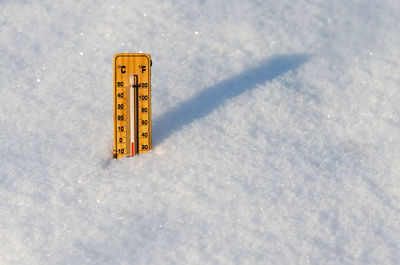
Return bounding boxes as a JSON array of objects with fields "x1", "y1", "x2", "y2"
[{"x1": 1, "y1": 0, "x2": 400, "y2": 264}]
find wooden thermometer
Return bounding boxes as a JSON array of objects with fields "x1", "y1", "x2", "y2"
[{"x1": 113, "y1": 53, "x2": 151, "y2": 158}]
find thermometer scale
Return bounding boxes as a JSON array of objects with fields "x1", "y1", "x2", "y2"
[{"x1": 113, "y1": 53, "x2": 151, "y2": 158}]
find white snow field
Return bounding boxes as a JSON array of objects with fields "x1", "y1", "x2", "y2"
[{"x1": 1, "y1": 0, "x2": 400, "y2": 264}]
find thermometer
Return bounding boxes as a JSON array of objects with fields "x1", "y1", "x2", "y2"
[{"x1": 113, "y1": 53, "x2": 151, "y2": 158}]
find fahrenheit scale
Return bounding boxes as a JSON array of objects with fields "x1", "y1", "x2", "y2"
[{"x1": 113, "y1": 53, "x2": 151, "y2": 158}]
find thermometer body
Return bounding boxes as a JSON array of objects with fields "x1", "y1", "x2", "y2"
[{"x1": 113, "y1": 53, "x2": 151, "y2": 158}]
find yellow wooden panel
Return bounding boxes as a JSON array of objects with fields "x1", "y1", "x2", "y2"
[{"x1": 113, "y1": 53, "x2": 151, "y2": 158}]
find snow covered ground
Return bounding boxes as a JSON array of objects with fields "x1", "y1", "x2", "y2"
[{"x1": 1, "y1": 0, "x2": 400, "y2": 264}]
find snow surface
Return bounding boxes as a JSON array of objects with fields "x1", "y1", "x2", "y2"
[{"x1": 1, "y1": 0, "x2": 400, "y2": 264}]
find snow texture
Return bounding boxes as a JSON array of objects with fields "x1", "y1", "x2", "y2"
[{"x1": 1, "y1": 0, "x2": 400, "y2": 264}]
